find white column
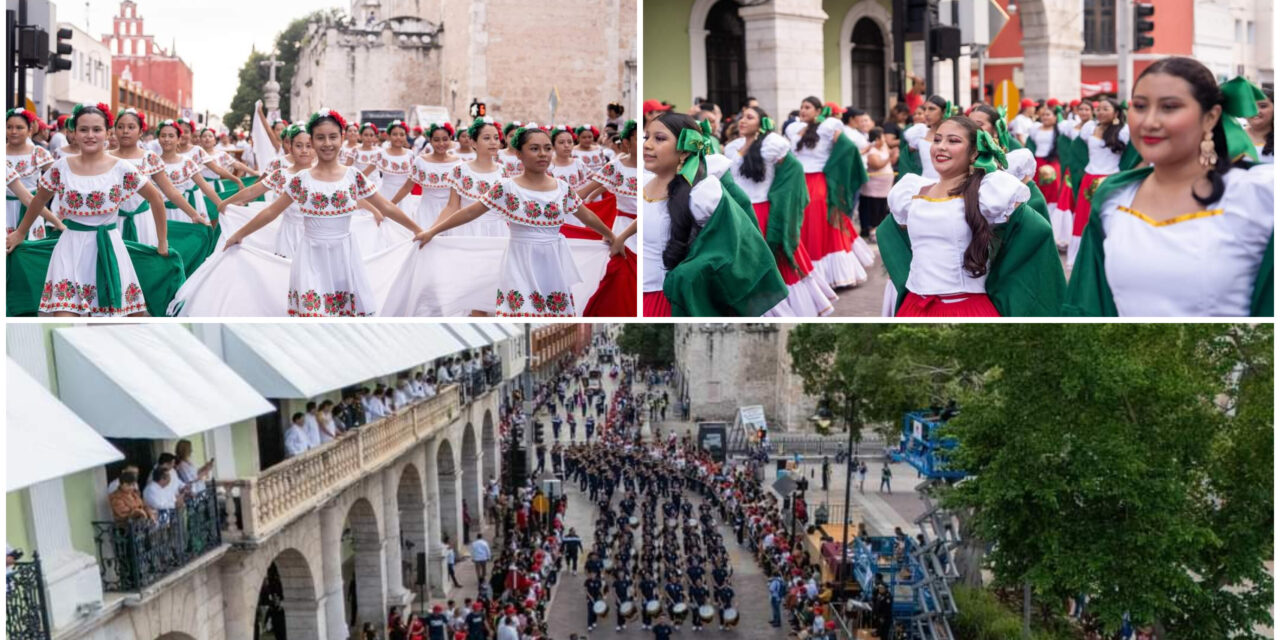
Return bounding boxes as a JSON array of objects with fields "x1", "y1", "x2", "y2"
[
  {"x1": 382, "y1": 466, "x2": 407, "y2": 602},
  {"x1": 740, "y1": 1, "x2": 830, "y2": 119},
  {"x1": 1021, "y1": 0, "x2": 1083, "y2": 102},
  {"x1": 25, "y1": 478, "x2": 105, "y2": 633},
  {"x1": 319, "y1": 504, "x2": 346, "y2": 640},
  {"x1": 422, "y1": 443, "x2": 448, "y2": 597}
]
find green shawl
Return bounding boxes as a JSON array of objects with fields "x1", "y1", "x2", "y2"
[
  {"x1": 823, "y1": 133, "x2": 868, "y2": 220},
  {"x1": 896, "y1": 134, "x2": 922, "y2": 181},
  {"x1": 1026, "y1": 181, "x2": 1051, "y2": 222},
  {"x1": 765, "y1": 153, "x2": 810, "y2": 270},
  {"x1": 1063, "y1": 166, "x2": 1273, "y2": 316},
  {"x1": 664, "y1": 183, "x2": 788, "y2": 317}
]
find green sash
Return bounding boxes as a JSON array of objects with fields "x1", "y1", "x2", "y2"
[
  {"x1": 7, "y1": 238, "x2": 186, "y2": 316},
  {"x1": 765, "y1": 153, "x2": 810, "y2": 270},
  {"x1": 663, "y1": 184, "x2": 788, "y2": 317},
  {"x1": 896, "y1": 135, "x2": 922, "y2": 180},
  {"x1": 1026, "y1": 182, "x2": 1050, "y2": 222},
  {"x1": 1063, "y1": 166, "x2": 1272, "y2": 316},
  {"x1": 824, "y1": 134, "x2": 868, "y2": 221},
  {"x1": 877, "y1": 202, "x2": 1066, "y2": 316},
  {"x1": 61, "y1": 218, "x2": 123, "y2": 310},
  {"x1": 118, "y1": 200, "x2": 149, "y2": 242}
]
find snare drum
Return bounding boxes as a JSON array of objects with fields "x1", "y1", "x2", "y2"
[
  {"x1": 671, "y1": 602, "x2": 689, "y2": 621},
  {"x1": 698, "y1": 605, "x2": 715, "y2": 623},
  {"x1": 593, "y1": 600, "x2": 609, "y2": 616},
  {"x1": 723, "y1": 608, "x2": 739, "y2": 627},
  {"x1": 620, "y1": 601, "x2": 637, "y2": 620},
  {"x1": 645, "y1": 600, "x2": 661, "y2": 616}
]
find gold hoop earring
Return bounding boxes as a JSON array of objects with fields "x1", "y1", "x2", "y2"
[{"x1": 1199, "y1": 130, "x2": 1217, "y2": 168}]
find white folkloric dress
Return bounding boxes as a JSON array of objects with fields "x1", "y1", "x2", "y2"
[
  {"x1": 199, "y1": 148, "x2": 234, "y2": 181},
  {"x1": 339, "y1": 144, "x2": 358, "y2": 166},
  {"x1": 479, "y1": 178, "x2": 586, "y2": 317},
  {"x1": 283, "y1": 166, "x2": 380, "y2": 317},
  {"x1": 162, "y1": 156, "x2": 205, "y2": 222},
  {"x1": 262, "y1": 166, "x2": 307, "y2": 259},
  {"x1": 498, "y1": 151, "x2": 524, "y2": 177},
  {"x1": 176, "y1": 147, "x2": 213, "y2": 217},
  {"x1": 115, "y1": 150, "x2": 167, "y2": 245},
  {"x1": 549, "y1": 159, "x2": 590, "y2": 190},
  {"x1": 587, "y1": 157, "x2": 638, "y2": 253},
  {"x1": 572, "y1": 147, "x2": 614, "y2": 175},
  {"x1": 6, "y1": 144, "x2": 55, "y2": 239},
  {"x1": 457, "y1": 151, "x2": 477, "y2": 162},
  {"x1": 36, "y1": 158, "x2": 149, "y2": 315},
  {"x1": 441, "y1": 162, "x2": 509, "y2": 237},
  {"x1": 259, "y1": 157, "x2": 287, "y2": 203},
  {"x1": 352, "y1": 147, "x2": 383, "y2": 188},
  {"x1": 408, "y1": 155, "x2": 460, "y2": 229},
  {"x1": 376, "y1": 147, "x2": 413, "y2": 200}
]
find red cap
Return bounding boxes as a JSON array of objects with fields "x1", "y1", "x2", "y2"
[
  {"x1": 825, "y1": 102, "x2": 846, "y2": 115},
  {"x1": 433, "y1": 604, "x2": 443, "y2": 613},
  {"x1": 1046, "y1": 98, "x2": 1061, "y2": 107},
  {"x1": 455, "y1": 633, "x2": 468, "y2": 640},
  {"x1": 643, "y1": 99, "x2": 672, "y2": 114},
  {"x1": 505, "y1": 605, "x2": 517, "y2": 614},
  {"x1": 1020, "y1": 98, "x2": 1037, "y2": 109},
  {"x1": 826, "y1": 621, "x2": 836, "y2": 630},
  {"x1": 473, "y1": 602, "x2": 484, "y2": 611},
  {"x1": 1069, "y1": 99, "x2": 1081, "y2": 108}
]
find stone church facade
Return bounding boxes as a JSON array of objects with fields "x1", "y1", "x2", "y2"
[{"x1": 293, "y1": 0, "x2": 637, "y2": 128}]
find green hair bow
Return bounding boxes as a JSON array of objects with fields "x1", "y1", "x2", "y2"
[
  {"x1": 619, "y1": 119, "x2": 637, "y2": 140},
  {"x1": 815, "y1": 105, "x2": 832, "y2": 124},
  {"x1": 1220, "y1": 76, "x2": 1266, "y2": 162},
  {"x1": 944, "y1": 100, "x2": 956, "y2": 119},
  {"x1": 697, "y1": 119, "x2": 721, "y2": 154},
  {"x1": 759, "y1": 116, "x2": 775, "y2": 135},
  {"x1": 993, "y1": 105, "x2": 1014, "y2": 151},
  {"x1": 677, "y1": 128, "x2": 710, "y2": 185},
  {"x1": 972, "y1": 130, "x2": 1007, "y2": 174}
]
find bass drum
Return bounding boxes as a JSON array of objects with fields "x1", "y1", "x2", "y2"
[
  {"x1": 723, "y1": 608, "x2": 739, "y2": 627},
  {"x1": 644, "y1": 600, "x2": 661, "y2": 616},
  {"x1": 593, "y1": 600, "x2": 609, "y2": 616},
  {"x1": 698, "y1": 605, "x2": 716, "y2": 623},
  {"x1": 671, "y1": 602, "x2": 688, "y2": 622},
  {"x1": 620, "y1": 601, "x2": 638, "y2": 620}
]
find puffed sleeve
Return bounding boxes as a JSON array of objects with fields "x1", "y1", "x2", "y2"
[
  {"x1": 36, "y1": 159, "x2": 64, "y2": 193},
  {"x1": 762, "y1": 132, "x2": 792, "y2": 164},
  {"x1": 142, "y1": 151, "x2": 165, "y2": 176},
  {"x1": 5, "y1": 160, "x2": 14, "y2": 185},
  {"x1": 1004, "y1": 148, "x2": 1037, "y2": 183},
  {"x1": 722, "y1": 137, "x2": 744, "y2": 158},
  {"x1": 1118, "y1": 124, "x2": 1130, "y2": 145},
  {"x1": 887, "y1": 173, "x2": 935, "y2": 225},
  {"x1": 1226, "y1": 165, "x2": 1276, "y2": 231},
  {"x1": 783, "y1": 121, "x2": 805, "y2": 144},
  {"x1": 818, "y1": 117, "x2": 844, "y2": 140},
  {"x1": 903, "y1": 123, "x2": 929, "y2": 150},
  {"x1": 351, "y1": 168, "x2": 377, "y2": 199},
  {"x1": 1056, "y1": 120, "x2": 1077, "y2": 138},
  {"x1": 263, "y1": 168, "x2": 284, "y2": 192},
  {"x1": 1079, "y1": 120, "x2": 1098, "y2": 140},
  {"x1": 977, "y1": 169, "x2": 1030, "y2": 223},
  {"x1": 689, "y1": 176, "x2": 723, "y2": 225},
  {"x1": 704, "y1": 153, "x2": 732, "y2": 180},
  {"x1": 32, "y1": 146, "x2": 54, "y2": 169}
]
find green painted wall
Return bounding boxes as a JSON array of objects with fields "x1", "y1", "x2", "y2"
[
  {"x1": 823, "y1": 0, "x2": 894, "y2": 104},
  {"x1": 6, "y1": 491, "x2": 32, "y2": 555},
  {"x1": 644, "y1": 0, "x2": 695, "y2": 107},
  {"x1": 63, "y1": 469, "x2": 98, "y2": 556},
  {"x1": 232, "y1": 418, "x2": 259, "y2": 478}
]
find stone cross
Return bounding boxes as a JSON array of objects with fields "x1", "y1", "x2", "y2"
[{"x1": 260, "y1": 53, "x2": 285, "y2": 113}]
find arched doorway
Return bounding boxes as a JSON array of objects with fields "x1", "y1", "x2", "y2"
[
  {"x1": 850, "y1": 17, "x2": 887, "y2": 120},
  {"x1": 461, "y1": 423, "x2": 482, "y2": 536},
  {"x1": 254, "y1": 548, "x2": 321, "y2": 640},
  {"x1": 397, "y1": 464, "x2": 428, "y2": 593},
  {"x1": 155, "y1": 634, "x2": 197, "y2": 640},
  {"x1": 435, "y1": 440, "x2": 460, "y2": 550},
  {"x1": 704, "y1": 0, "x2": 747, "y2": 113},
  {"x1": 481, "y1": 409, "x2": 497, "y2": 485},
  {"x1": 341, "y1": 499, "x2": 384, "y2": 637}
]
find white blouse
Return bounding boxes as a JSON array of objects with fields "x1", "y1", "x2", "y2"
[
  {"x1": 888, "y1": 172, "x2": 1030, "y2": 296},
  {"x1": 1099, "y1": 165, "x2": 1273, "y2": 316},
  {"x1": 1079, "y1": 120, "x2": 1130, "y2": 175},
  {"x1": 1027, "y1": 126, "x2": 1057, "y2": 158},
  {"x1": 1004, "y1": 148, "x2": 1037, "y2": 183},
  {"x1": 903, "y1": 123, "x2": 939, "y2": 180},
  {"x1": 1253, "y1": 143, "x2": 1273, "y2": 164},
  {"x1": 784, "y1": 118, "x2": 845, "y2": 173},
  {"x1": 723, "y1": 132, "x2": 792, "y2": 204},
  {"x1": 642, "y1": 175, "x2": 721, "y2": 292}
]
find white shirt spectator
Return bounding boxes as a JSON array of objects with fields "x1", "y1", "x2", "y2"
[
  {"x1": 303, "y1": 412, "x2": 322, "y2": 448},
  {"x1": 497, "y1": 619, "x2": 519, "y2": 640},
  {"x1": 436, "y1": 364, "x2": 452, "y2": 382},
  {"x1": 143, "y1": 477, "x2": 179, "y2": 511},
  {"x1": 317, "y1": 413, "x2": 337, "y2": 444},
  {"x1": 175, "y1": 459, "x2": 207, "y2": 494},
  {"x1": 48, "y1": 131, "x2": 67, "y2": 156},
  {"x1": 395, "y1": 384, "x2": 411, "y2": 407},
  {"x1": 470, "y1": 537, "x2": 492, "y2": 562},
  {"x1": 284, "y1": 423, "x2": 310, "y2": 458}
]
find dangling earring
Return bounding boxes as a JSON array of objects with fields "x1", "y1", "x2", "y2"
[{"x1": 1199, "y1": 130, "x2": 1217, "y2": 168}]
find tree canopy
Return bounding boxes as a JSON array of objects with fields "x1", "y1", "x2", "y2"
[
  {"x1": 223, "y1": 12, "x2": 324, "y2": 131},
  {"x1": 617, "y1": 324, "x2": 674, "y2": 367},
  {"x1": 786, "y1": 323, "x2": 1273, "y2": 638}
]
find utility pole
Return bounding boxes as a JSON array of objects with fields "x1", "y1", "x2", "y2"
[{"x1": 1116, "y1": 0, "x2": 1133, "y2": 100}]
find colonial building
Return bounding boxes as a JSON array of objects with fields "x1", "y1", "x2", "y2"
[
  {"x1": 100, "y1": 0, "x2": 194, "y2": 119},
  {"x1": 673, "y1": 324, "x2": 818, "y2": 431},
  {"x1": 293, "y1": 0, "x2": 637, "y2": 128},
  {"x1": 5, "y1": 322, "x2": 531, "y2": 640}
]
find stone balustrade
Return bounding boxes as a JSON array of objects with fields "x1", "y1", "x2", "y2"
[{"x1": 220, "y1": 385, "x2": 462, "y2": 543}]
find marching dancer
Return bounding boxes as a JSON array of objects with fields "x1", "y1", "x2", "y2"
[
  {"x1": 641, "y1": 112, "x2": 786, "y2": 316},
  {"x1": 156, "y1": 120, "x2": 224, "y2": 222},
  {"x1": 111, "y1": 109, "x2": 208, "y2": 244},
  {"x1": 573, "y1": 125, "x2": 614, "y2": 174},
  {"x1": 722, "y1": 106, "x2": 836, "y2": 316},
  {"x1": 217, "y1": 124, "x2": 315, "y2": 258},
  {"x1": 578, "y1": 119, "x2": 639, "y2": 317},
  {"x1": 5, "y1": 103, "x2": 171, "y2": 316},
  {"x1": 176, "y1": 119, "x2": 243, "y2": 191},
  {"x1": 352, "y1": 122, "x2": 383, "y2": 176},
  {"x1": 221, "y1": 109, "x2": 427, "y2": 317},
  {"x1": 785, "y1": 96, "x2": 872, "y2": 289},
  {"x1": 1061, "y1": 97, "x2": 1130, "y2": 265},
  {"x1": 969, "y1": 105, "x2": 1051, "y2": 223},
  {"x1": 375, "y1": 119, "x2": 414, "y2": 200},
  {"x1": 549, "y1": 125, "x2": 590, "y2": 189},
  {"x1": 339, "y1": 122, "x2": 361, "y2": 165},
  {"x1": 1246, "y1": 88, "x2": 1273, "y2": 164},
  {"x1": 902, "y1": 94, "x2": 949, "y2": 180},
  {"x1": 454, "y1": 127, "x2": 477, "y2": 161},
  {"x1": 499, "y1": 121, "x2": 525, "y2": 176},
  {"x1": 414, "y1": 124, "x2": 619, "y2": 317},
  {"x1": 879, "y1": 116, "x2": 1064, "y2": 316},
  {"x1": 1066, "y1": 59, "x2": 1274, "y2": 316},
  {"x1": 390, "y1": 122, "x2": 462, "y2": 229},
  {"x1": 197, "y1": 126, "x2": 257, "y2": 183},
  {"x1": 6, "y1": 108, "x2": 62, "y2": 238},
  {"x1": 438, "y1": 118, "x2": 510, "y2": 237}
]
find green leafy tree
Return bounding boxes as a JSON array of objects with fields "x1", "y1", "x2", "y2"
[
  {"x1": 223, "y1": 12, "x2": 324, "y2": 131},
  {"x1": 617, "y1": 324, "x2": 674, "y2": 367}
]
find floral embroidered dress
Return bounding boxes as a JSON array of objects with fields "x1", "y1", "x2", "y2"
[
  {"x1": 36, "y1": 158, "x2": 149, "y2": 315},
  {"x1": 259, "y1": 156, "x2": 287, "y2": 203},
  {"x1": 376, "y1": 147, "x2": 413, "y2": 200},
  {"x1": 115, "y1": 150, "x2": 166, "y2": 245},
  {"x1": 7, "y1": 144, "x2": 55, "y2": 239},
  {"x1": 284, "y1": 166, "x2": 380, "y2": 316},
  {"x1": 162, "y1": 156, "x2": 204, "y2": 222},
  {"x1": 572, "y1": 146, "x2": 614, "y2": 174},
  {"x1": 549, "y1": 158, "x2": 590, "y2": 190},
  {"x1": 498, "y1": 150, "x2": 524, "y2": 177},
  {"x1": 441, "y1": 162, "x2": 510, "y2": 237},
  {"x1": 198, "y1": 148, "x2": 234, "y2": 181},
  {"x1": 339, "y1": 143, "x2": 358, "y2": 166},
  {"x1": 588, "y1": 157, "x2": 638, "y2": 252},
  {"x1": 478, "y1": 178, "x2": 586, "y2": 317},
  {"x1": 352, "y1": 147, "x2": 382, "y2": 188},
  {"x1": 261, "y1": 165, "x2": 307, "y2": 259},
  {"x1": 407, "y1": 155, "x2": 460, "y2": 229},
  {"x1": 174, "y1": 146, "x2": 213, "y2": 217}
]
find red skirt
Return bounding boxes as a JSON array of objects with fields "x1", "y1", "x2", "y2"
[
  {"x1": 895, "y1": 291, "x2": 1000, "y2": 317},
  {"x1": 583, "y1": 248, "x2": 637, "y2": 317},
  {"x1": 752, "y1": 201, "x2": 814, "y2": 286},
  {"x1": 1071, "y1": 172, "x2": 1110, "y2": 237},
  {"x1": 560, "y1": 193, "x2": 620, "y2": 240},
  {"x1": 799, "y1": 172, "x2": 855, "y2": 262},
  {"x1": 1034, "y1": 157, "x2": 1063, "y2": 204},
  {"x1": 643, "y1": 290, "x2": 671, "y2": 317}
]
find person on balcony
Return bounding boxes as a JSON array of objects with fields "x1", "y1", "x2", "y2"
[
  {"x1": 174, "y1": 439, "x2": 214, "y2": 494},
  {"x1": 284, "y1": 412, "x2": 311, "y2": 458},
  {"x1": 317, "y1": 400, "x2": 339, "y2": 444},
  {"x1": 303, "y1": 402, "x2": 323, "y2": 449},
  {"x1": 339, "y1": 393, "x2": 365, "y2": 430},
  {"x1": 110, "y1": 471, "x2": 157, "y2": 523},
  {"x1": 106, "y1": 463, "x2": 141, "y2": 494},
  {"x1": 396, "y1": 375, "x2": 413, "y2": 406},
  {"x1": 142, "y1": 466, "x2": 183, "y2": 522},
  {"x1": 422, "y1": 375, "x2": 438, "y2": 399},
  {"x1": 435, "y1": 358, "x2": 453, "y2": 384}
]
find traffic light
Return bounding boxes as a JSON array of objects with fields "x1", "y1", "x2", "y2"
[
  {"x1": 534, "y1": 421, "x2": 545, "y2": 445},
  {"x1": 1133, "y1": 2, "x2": 1155, "y2": 51},
  {"x1": 49, "y1": 28, "x2": 73, "y2": 73},
  {"x1": 469, "y1": 100, "x2": 486, "y2": 118}
]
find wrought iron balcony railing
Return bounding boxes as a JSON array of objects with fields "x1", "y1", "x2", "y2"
[
  {"x1": 6, "y1": 552, "x2": 51, "y2": 640},
  {"x1": 91, "y1": 480, "x2": 223, "y2": 592}
]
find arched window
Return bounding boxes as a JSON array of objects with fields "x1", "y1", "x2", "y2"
[
  {"x1": 850, "y1": 18, "x2": 886, "y2": 120},
  {"x1": 704, "y1": 0, "x2": 747, "y2": 114},
  {"x1": 1083, "y1": 0, "x2": 1116, "y2": 53}
]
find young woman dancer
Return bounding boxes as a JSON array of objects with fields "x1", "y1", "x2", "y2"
[
  {"x1": 6, "y1": 108, "x2": 61, "y2": 238},
  {"x1": 197, "y1": 126, "x2": 257, "y2": 183},
  {"x1": 374, "y1": 120, "x2": 414, "y2": 200},
  {"x1": 1062, "y1": 97, "x2": 1130, "y2": 265},
  {"x1": 222, "y1": 109, "x2": 426, "y2": 316},
  {"x1": 1066, "y1": 59, "x2": 1273, "y2": 316},
  {"x1": 5, "y1": 103, "x2": 171, "y2": 316},
  {"x1": 577, "y1": 119, "x2": 640, "y2": 316},
  {"x1": 414, "y1": 125, "x2": 619, "y2": 317},
  {"x1": 111, "y1": 109, "x2": 207, "y2": 244},
  {"x1": 573, "y1": 125, "x2": 614, "y2": 174},
  {"x1": 156, "y1": 120, "x2": 224, "y2": 222},
  {"x1": 1246, "y1": 88, "x2": 1273, "y2": 164},
  {"x1": 390, "y1": 122, "x2": 462, "y2": 229},
  {"x1": 723, "y1": 106, "x2": 836, "y2": 316},
  {"x1": 339, "y1": 123, "x2": 361, "y2": 165},
  {"x1": 218, "y1": 124, "x2": 315, "y2": 258},
  {"x1": 454, "y1": 127, "x2": 477, "y2": 161},
  {"x1": 438, "y1": 118, "x2": 510, "y2": 237},
  {"x1": 548, "y1": 125, "x2": 590, "y2": 188}
]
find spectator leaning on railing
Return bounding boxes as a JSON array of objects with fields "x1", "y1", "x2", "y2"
[
  {"x1": 284, "y1": 412, "x2": 311, "y2": 458},
  {"x1": 109, "y1": 471, "x2": 157, "y2": 523}
]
